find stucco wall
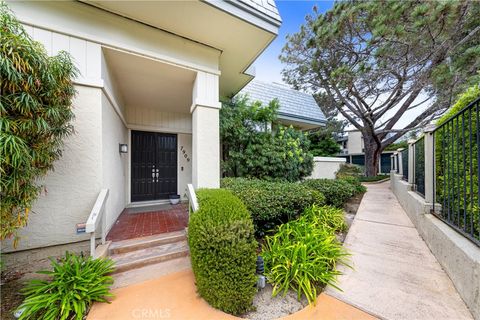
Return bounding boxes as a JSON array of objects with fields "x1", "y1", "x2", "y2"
[
  {"x1": 2, "y1": 86, "x2": 103, "y2": 252},
  {"x1": 347, "y1": 131, "x2": 363, "y2": 154},
  {"x1": 177, "y1": 134, "x2": 193, "y2": 200},
  {"x1": 102, "y1": 94, "x2": 128, "y2": 232},
  {"x1": 306, "y1": 157, "x2": 347, "y2": 180},
  {"x1": 390, "y1": 173, "x2": 480, "y2": 320}
]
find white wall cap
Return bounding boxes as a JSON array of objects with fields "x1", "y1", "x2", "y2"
[{"x1": 313, "y1": 156, "x2": 347, "y2": 162}]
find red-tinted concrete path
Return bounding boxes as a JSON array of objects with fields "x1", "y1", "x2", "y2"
[{"x1": 106, "y1": 204, "x2": 188, "y2": 242}]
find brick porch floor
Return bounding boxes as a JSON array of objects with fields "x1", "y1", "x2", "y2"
[{"x1": 106, "y1": 203, "x2": 189, "y2": 242}]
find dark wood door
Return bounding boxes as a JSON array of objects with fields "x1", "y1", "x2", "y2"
[{"x1": 131, "y1": 131, "x2": 177, "y2": 202}]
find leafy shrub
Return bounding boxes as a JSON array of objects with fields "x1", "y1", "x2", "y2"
[
  {"x1": 221, "y1": 178, "x2": 325, "y2": 235},
  {"x1": 188, "y1": 189, "x2": 257, "y2": 315},
  {"x1": 302, "y1": 179, "x2": 356, "y2": 208},
  {"x1": 221, "y1": 96, "x2": 314, "y2": 182},
  {"x1": 1, "y1": 4, "x2": 77, "y2": 243},
  {"x1": 335, "y1": 163, "x2": 363, "y2": 179},
  {"x1": 17, "y1": 252, "x2": 114, "y2": 320},
  {"x1": 262, "y1": 205, "x2": 349, "y2": 304},
  {"x1": 339, "y1": 176, "x2": 366, "y2": 194}
]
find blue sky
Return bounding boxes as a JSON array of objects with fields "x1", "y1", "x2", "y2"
[{"x1": 254, "y1": 1, "x2": 334, "y2": 84}]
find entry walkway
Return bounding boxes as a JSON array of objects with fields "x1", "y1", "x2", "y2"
[
  {"x1": 88, "y1": 269, "x2": 375, "y2": 320},
  {"x1": 326, "y1": 182, "x2": 473, "y2": 320}
]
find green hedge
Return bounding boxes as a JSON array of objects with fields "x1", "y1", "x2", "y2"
[
  {"x1": 338, "y1": 176, "x2": 367, "y2": 194},
  {"x1": 188, "y1": 189, "x2": 257, "y2": 315},
  {"x1": 221, "y1": 178, "x2": 326, "y2": 235},
  {"x1": 302, "y1": 179, "x2": 357, "y2": 208}
]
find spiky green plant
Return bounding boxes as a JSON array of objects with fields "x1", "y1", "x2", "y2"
[
  {"x1": 17, "y1": 252, "x2": 114, "y2": 320},
  {"x1": 262, "y1": 205, "x2": 350, "y2": 304},
  {"x1": 0, "y1": 3, "x2": 77, "y2": 244}
]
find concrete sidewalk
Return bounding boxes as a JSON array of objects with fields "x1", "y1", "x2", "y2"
[{"x1": 326, "y1": 182, "x2": 473, "y2": 320}]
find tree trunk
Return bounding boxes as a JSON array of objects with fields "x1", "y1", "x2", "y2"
[{"x1": 363, "y1": 135, "x2": 381, "y2": 177}]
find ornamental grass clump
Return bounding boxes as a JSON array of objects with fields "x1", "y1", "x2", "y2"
[
  {"x1": 262, "y1": 205, "x2": 349, "y2": 304},
  {"x1": 188, "y1": 189, "x2": 257, "y2": 315},
  {"x1": 17, "y1": 252, "x2": 114, "y2": 320}
]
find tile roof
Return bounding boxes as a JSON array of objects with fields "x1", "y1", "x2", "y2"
[{"x1": 238, "y1": 80, "x2": 326, "y2": 124}]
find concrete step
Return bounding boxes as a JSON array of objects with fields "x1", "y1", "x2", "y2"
[
  {"x1": 112, "y1": 256, "x2": 191, "y2": 289},
  {"x1": 109, "y1": 230, "x2": 187, "y2": 255},
  {"x1": 111, "y1": 240, "x2": 189, "y2": 274}
]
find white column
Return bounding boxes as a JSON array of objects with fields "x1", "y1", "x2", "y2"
[
  {"x1": 424, "y1": 124, "x2": 436, "y2": 204},
  {"x1": 390, "y1": 154, "x2": 395, "y2": 172},
  {"x1": 397, "y1": 148, "x2": 404, "y2": 176},
  {"x1": 408, "y1": 139, "x2": 415, "y2": 184},
  {"x1": 191, "y1": 71, "x2": 221, "y2": 189}
]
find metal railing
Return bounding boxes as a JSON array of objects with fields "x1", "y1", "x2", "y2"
[
  {"x1": 85, "y1": 189, "x2": 109, "y2": 257},
  {"x1": 432, "y1": 97, "x2": 479, "y2": 246},
  {"x1": 413, "y1": 136, "x2": 425, "y2": 197},
  {"x1": 401, "y1": 148, "x2": 408, "y2": 181}
]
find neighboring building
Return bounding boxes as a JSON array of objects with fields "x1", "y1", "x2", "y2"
[
  {"x1": 238, "y1": 80, "x2": 327, "y2": 130},
  {"x1": 3, "y1": 1, "x2": 281, "y2": 254},
  {"x1": 337, "y1": 130, "x2": 395, "y2": 174}
]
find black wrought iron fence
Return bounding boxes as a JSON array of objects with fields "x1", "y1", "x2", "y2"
[
  {"x1": 413, "y1": 137, "x2": 425, "y2": 197},
  {"x1": 433, "y1": 97, "x2": 479, "y2": 246},
  {"x1": 402, "y1": 148, "x2": 408, "y2": 181}
]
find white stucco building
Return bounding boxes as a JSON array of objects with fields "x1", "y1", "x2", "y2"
[{"x1": 3, "y1": 1, "x2": 281, "y2": 255}]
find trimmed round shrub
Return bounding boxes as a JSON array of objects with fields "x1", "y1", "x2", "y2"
[
  {"x1": 188, "y1": 189, "x2": 257, "y2": 315},
  {"x1": 302, "y1": 179, "x2": 356, "y2": 208},
  {"x1": 221, "y1": 178, "x2": 326, "y2": 235}
]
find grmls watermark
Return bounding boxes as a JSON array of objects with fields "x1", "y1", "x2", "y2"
[{"x1": 131, "y1": 308, "x2": 171, "y2": 319}]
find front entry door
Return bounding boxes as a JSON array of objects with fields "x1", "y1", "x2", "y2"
[{"x1": 131, "y1": 131, "x2": 177, "y2": 202}]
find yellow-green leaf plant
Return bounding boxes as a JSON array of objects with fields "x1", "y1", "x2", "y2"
[{"x1": 0, "y1": 3, "x2": 77, "y2": 244}]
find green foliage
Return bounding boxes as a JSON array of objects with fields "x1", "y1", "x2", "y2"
[
  {"x1": 307, "y1": 129, "x2": 341, "y2": 157},
  {"x1": 221, "y1": 178, "x2": 326, "y2": 236},
  {"x1": 338, "y1": 176, "x2": 366, "y2": 195},
  {"x1": 262, "y1": 205, "x2": 349, "y2": 304},
  {"x1": 17, "y1": 252, "x2": 114, "y2": 320},
  {"x1": 1, "y1": 3, "x2": 77, "y2": 243},
  {"x1": 302, "y1": 204, "x2": 347, "y2": 234},
  {"x1": 280, "y1": 0, "x2": 480, "y2": 177},
  {"x1": 335, "y1": 163, "x2": 363, "y2": 179},
  {"x1": 435, "y1": 85, "x2": 479, "y2": 240},
  {"x1": 359, "y1": 175, "x2": 390, "y2": 183},
  {"x1": 302, "y1": 179, "x2": 357, "y2": 208},
  {"x1": 188, "y1": 189, "x2": 257, "y2": 315},
  {"x1": 384, "y1": 140, "x2": 409, "y2": 151},
  {"x1": 221, "y1": 95, "x2": 313, "y2": 182}
]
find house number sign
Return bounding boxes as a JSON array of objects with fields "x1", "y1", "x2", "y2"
[{"x1": 180, "y1": 146, "x2": 190, "y2": 162}]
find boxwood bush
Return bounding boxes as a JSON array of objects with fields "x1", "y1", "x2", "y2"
[
  {"x1": 221, "y1": 178, "x2": 326, "y2": 235},
  {"x1": 188, "y1": 189, "x2": 257, "y2": 315},
  {"x1": 302, "y1": 179, "x2": 357, "y2": 208}
]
